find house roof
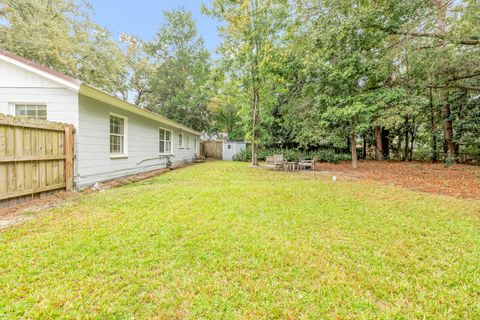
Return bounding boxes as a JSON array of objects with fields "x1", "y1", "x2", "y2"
[{"x1": 0, "y1": 50, "x2": 201, "y2": 136}]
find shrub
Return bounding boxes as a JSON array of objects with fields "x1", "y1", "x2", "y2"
[
  {"x1": 232, "y1": 146, "x2": 251, "y2": 162},
  {"x1": 233, "y1": 146, "x2": 350, "y2": 164}
]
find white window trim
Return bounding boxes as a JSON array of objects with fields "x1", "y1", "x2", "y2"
[
  {"x1": 10, "y1": 102, "x2": 48, "y2": 119},
  {"x1": 159, "y1": 126, "x2": 173, "y2": 155},
  {"x1": 185, "y1": 134, "x2": 190, "y2": 149},
  {"x1": 109, "y1": 113, "x2": 128, "y2": 159},
  {"x1": 194, "y1": 138, "x2": 197, "y2": 153},
  {"x1": 178, "y1": 132, "x2": 184, "y2": 149}
]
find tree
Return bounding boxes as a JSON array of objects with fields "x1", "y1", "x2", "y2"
[
  {"x1": 143, "y1": 8, "x2": 212, "y2": 132},
  {"x1": 0, "y1": 0, "x2": 127, "y2": 94},
  {"x1": 119, "y1": 34, "x2": 155, "y2": 106},
  {"x1": 292, "y1": 0, "x2": 401, "y2": 168},
  {"x1": 204, "y1": 0, "x2": 289, "y2": 166},
  {"x1": 209, "y1": 77, "x2": 246, "y2": 140},
  {"x1": 379, "y1": 0, "x2": 480, "y2": 162}
]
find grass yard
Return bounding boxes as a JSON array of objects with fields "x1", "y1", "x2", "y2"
[{"x1": 1, "y1": 162, "x2": 480, "y2": 319}]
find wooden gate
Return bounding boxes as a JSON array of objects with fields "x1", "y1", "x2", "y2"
[
  {"x1": 201, "y1": 141, "x2": 223, "y2": 160},
  {"x1": 0, "y1": 114, "x2": 74, "y2": 204}
]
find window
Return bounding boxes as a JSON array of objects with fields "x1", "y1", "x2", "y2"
[
  {"x1": 194, "y1": 138, "x2": 197, "y2": 152},
  {"x1": 15, "y1": 104, "x2": 47, "y2": 120},
  {"x1": 159, "y1": 128, "x2": 172, "y2": 154},
  {"x1": 227, "y1": 144, "x2": 232, "y2": 150},
  {"x1": 185, "y1": 134, "x2": 190, "y2": 149},
  {"x1": 178, "y1": 133, "x2": 183, "y2": 148},
  {"x1": 110, "y1": 114, "x2": 127, "y2": 156}
]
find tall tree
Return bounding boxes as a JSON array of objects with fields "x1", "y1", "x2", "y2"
[
  {"x1": 204, "y1": 0, "x2": 288, "y2": 166},
  {"x1": 381, "y1": 0, "x2": 480, "y2": 162},
  {"x1": 119, "y1": 34, "x2": 155, "y2": 106},
  {"x1": 144, "y1": 8, "x2": 211, "y2": 131},
  {"x1": 209, "y1": 77, "x2": 246, "y2": 140}
]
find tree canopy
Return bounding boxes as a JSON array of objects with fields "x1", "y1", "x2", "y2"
[{"x1": 1, "y1": 0, "x2": 480, "y2": 165}]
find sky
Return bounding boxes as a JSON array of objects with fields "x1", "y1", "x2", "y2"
[{"x1": 88, "y1": 0, "x2": 221, "y2": 54}]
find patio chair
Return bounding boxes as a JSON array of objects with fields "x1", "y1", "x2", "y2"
[
  {"x1": 273, "y1": 154, "x2": 285, "y2": 171},
  {"x1": 298, "y1": 157, "x2": 314, "y2": 170},
  {"x1": 265, "y1": 156, "x2": 275, "y2": 169},
  {"x1": 194, "y1": 153, "x2": 206, "y2": 163}
]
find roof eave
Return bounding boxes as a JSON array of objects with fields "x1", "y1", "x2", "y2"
[{"x1": 79, "y1": 84, "x2": 201, "y2": 136}]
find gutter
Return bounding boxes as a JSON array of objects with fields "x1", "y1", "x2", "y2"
[{"x1": 78, "y1": 85, "x2": 201, "y2": 136}]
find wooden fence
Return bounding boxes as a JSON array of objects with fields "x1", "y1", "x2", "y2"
[
  {"x1": 0, "y1": 114, "x2": 74, "y2": 204},
  {"x1": 201, "y1": 141, "x2": 223, "y2": 160}
]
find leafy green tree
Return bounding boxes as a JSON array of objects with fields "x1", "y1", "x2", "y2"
[
  {"x1": 208, "y1": 77, "x2": 246, "y2": 140},
  {"x1": 378, "y1": 0, "x2": 480, "y2": 162},
  {"x1": 144, "y1": 8, "x2": 211, "y2": 131},
  {"x1": 119, "y1": 34, "x2": 155, "y2": 106},
  {"x1": 204, "y1": 0, "x2": 289, "y2": 166}
]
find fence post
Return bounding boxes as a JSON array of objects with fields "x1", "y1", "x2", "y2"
[{"x1": 64, "y1": 126, "x2": 74, "y2": 191}]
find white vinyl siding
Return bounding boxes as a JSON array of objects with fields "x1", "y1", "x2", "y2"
[
  {"x1": 159, "y1": 127, "x2": 172, "y2": 154},
  {"x1": 0, "y1": 59, "x2": 79, "y2": 127},
  {"x1": 110, "y1": 114, "x2": 127, "y2": 157},
  {"x1": 0, "y1": 54, "x2": 201, "y2": 190},
  {"x1": 15, "y1": 104, "x2": 47, "y2": 120},
  {"x1": 76, "y1": 95, "x2": 200, "y2": 189}
]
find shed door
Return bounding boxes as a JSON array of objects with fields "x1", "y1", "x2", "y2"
[{"x1": 223, "y1": 142, "x2": 236, "y2": 160}]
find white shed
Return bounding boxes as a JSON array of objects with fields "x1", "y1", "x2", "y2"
[
  {"x1": 0, "y1": 50, "x2": 201, "y2": 189},
  {"x1": 222, "y1": 141, "x2": 247, "y2": 161}
]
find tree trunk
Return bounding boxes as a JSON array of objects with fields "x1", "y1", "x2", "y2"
[
  {"x1": 430, "y1": 88, "x2": 437, "y2": 163},
  {"x1": 403, "y1": 118, "x2": 409, "y2": 161},
  {"x1": 434, "y1": 0, "x2": 458, "y2": 163},
  {"x1": 251, "y1": 87, "x2": 259, "y2": 166},
  {"x1": 396, "y1": 132, "x2": 402, "y2": 160},
  {"x1": 374, "y1": 126, "x2": 383, "y2": 161},
  {"x1": 382, "y1": 128, "x2": 390, "y2": 159},
  {"x1": 409, "y1": 123, "x2": 415, "y2": 162},
  {"x1": 362, "y1": 135, "x2": 367, "y2": 160},
  {"x1": 439, "y1": 90, "x2": 457, "y2": 162},
  {"x1": 351, "y1": 131, "x2": 358, "y2": 169}
]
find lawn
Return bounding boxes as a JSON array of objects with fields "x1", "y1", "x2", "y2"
[{"x1": 1, "y1": 162, "x2": 480, "y2": 319}]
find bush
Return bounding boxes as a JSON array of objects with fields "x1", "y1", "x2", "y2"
[
  {"x1": 232, "y1": 146, "x2": 251, "y2": 162},
  {"x1": 233, "y1": 146, "x2": 350, "y2": 164}
]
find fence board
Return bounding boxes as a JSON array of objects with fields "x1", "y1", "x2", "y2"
[
  {"x1": 201, "y1": 141, "x2": 223, "y2": 160},
  {"x1": 0, "y1": 113, "x2": 74, "y2": 203}
]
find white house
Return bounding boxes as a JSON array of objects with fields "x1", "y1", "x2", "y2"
[{"x1": 0, "y1": 50, "x2": 201, "y2": 189}]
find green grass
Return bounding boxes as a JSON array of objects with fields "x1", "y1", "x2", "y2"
[{"x1": 1, "y1": 162, "x2": 480, "y2": 319}]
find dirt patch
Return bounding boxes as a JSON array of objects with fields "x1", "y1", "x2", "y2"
[{"x1": 315, "y1": 161, "x2": 480, "y2": 199}]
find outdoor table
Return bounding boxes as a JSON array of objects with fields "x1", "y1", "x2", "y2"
[{"x1": 284, "y1": 161, "x2": 297, "y2": 171}]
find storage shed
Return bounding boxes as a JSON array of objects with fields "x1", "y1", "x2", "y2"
[{"x1": 222, "y1": 141, "x2": 247, "y2": 161}]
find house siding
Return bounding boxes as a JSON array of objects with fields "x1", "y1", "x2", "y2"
[
  {"x1": 0, "y1": 56, "x2": 201, "y2": 191},
  {"x1": 75, "y1": 95, "x2": 200, "y2": 189},
  {"x1": 0, "y1": 59, "x2": 80, "y2": 128},
  {"x1": 0, "y1": 58, "x2": 61, "y2": 88},
  {"x1": 0, "y1": 58, "x2": 81, "y2": 179}
]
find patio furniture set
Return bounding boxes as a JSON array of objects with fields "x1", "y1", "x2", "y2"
[{"x1": 265, "y1": 155, "x2": 316, "y2": 172}]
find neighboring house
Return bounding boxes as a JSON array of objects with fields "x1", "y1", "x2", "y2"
[
  {"x1": 0, "y1": 50, "x2": 201, "y2": 189},
  {"x1": 200, "y1": 132, "x2": 228, "y2": 141},
  {"x1": 223, "y1": 141, "x2": 247, "y2": 161}
]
